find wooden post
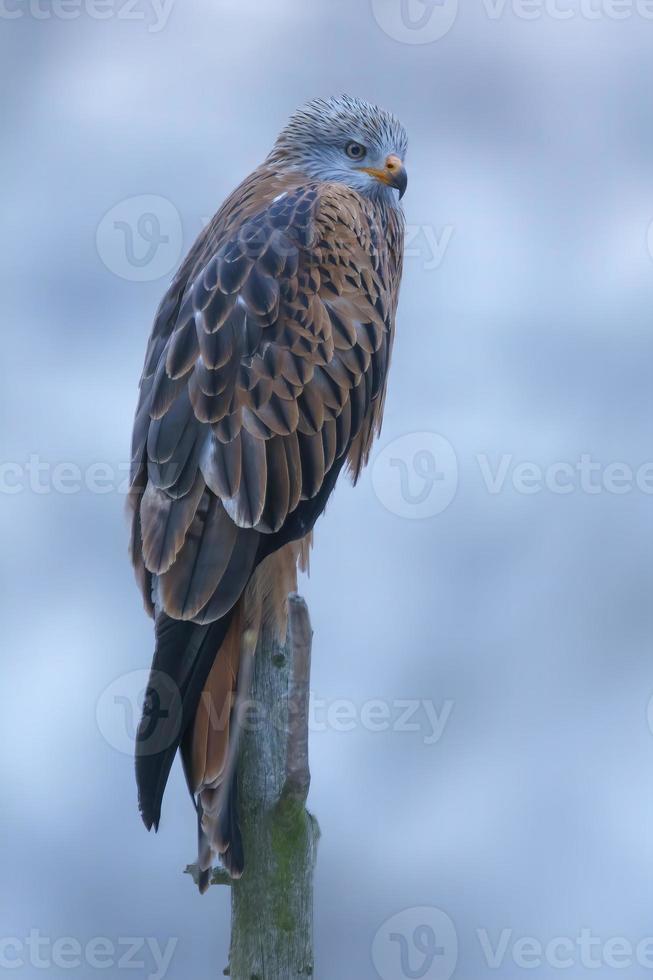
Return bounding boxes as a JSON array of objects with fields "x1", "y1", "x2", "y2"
[{"x1": 189, "y1": 594, "x2": 319, "y2": 978}]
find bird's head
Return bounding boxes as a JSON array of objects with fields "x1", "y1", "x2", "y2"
[{"x1": 268, "y1": 95, "x2": 408, "y2": 205}]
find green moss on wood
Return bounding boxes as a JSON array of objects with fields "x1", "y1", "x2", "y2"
[{"x1": 270, "y1": 794, "x2": 309, "y2": 932}]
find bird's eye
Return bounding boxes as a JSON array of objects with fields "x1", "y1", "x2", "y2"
[{"x1": 345, "y1": 141, "x2": 367, "y2": 160}]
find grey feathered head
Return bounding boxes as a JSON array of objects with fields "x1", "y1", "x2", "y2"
[{"x1": 268, "y1": 95, "x2": 408, "y2": 203}]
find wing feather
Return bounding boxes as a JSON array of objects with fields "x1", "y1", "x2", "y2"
[
  {"x1": 130, "y1": 170, "x2": 403, "y2": 617},
  {"x1": 140, "y1": 472, "x2": 205, "y2": 575},
  {"x1": 157, "y1": 494, "x2": 239, "y2": 620}
]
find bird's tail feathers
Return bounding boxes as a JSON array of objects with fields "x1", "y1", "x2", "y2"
[{"x1": 137, "y1": 540, "x2": 309, "y2": 891}]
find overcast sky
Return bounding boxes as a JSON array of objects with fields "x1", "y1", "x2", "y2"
[{"x1": 1, "y1": 1, "x2": 652, "y2": 977}]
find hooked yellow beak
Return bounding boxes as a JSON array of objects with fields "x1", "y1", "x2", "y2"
[{"x1": 359, "y1": 154, "x2": 408, "y2": 199}]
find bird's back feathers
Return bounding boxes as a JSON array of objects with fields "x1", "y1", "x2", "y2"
[{"x1": 129, "y1": 164, "x2": 403, "y2": 883}]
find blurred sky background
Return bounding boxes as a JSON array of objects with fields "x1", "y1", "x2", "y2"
[{"x1": 1, "y1": 0, "x2": 653, "y2": 977}]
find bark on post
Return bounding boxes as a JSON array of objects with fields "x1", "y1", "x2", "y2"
[
  {"x1": 187, "y1": 594, "x2": 318, "y2": 977},
  {"x1": 228, "y1": 593, "x2": 318, "y2": 979}
]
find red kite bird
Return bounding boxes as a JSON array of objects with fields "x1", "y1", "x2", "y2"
[{"x1": 128, "y1": 95, "x2": 407, "y2": 890}]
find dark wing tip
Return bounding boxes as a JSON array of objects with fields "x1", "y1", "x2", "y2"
[
  {"x1": 137, "y1": 779, "x2": 161, "y2": 833},
  {"x1": 134, "y1": 615, "x2": 235, "y2": 842}
]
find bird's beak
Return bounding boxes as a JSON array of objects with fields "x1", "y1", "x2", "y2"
[{"x1": 359, "y1": 154, "x2": 408, "y2": 199}]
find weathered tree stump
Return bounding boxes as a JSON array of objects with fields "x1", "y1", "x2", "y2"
[{"x1": 189, "y1": 594, "x2": 319, "y2": 979}]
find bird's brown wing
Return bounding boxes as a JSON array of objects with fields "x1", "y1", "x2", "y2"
[
  {"x1": 129, "y1": 170, "x2": 403, "y2": 853},
  {"x1": 129, "y1": 170, "x2": 404, "y2": 626}
]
